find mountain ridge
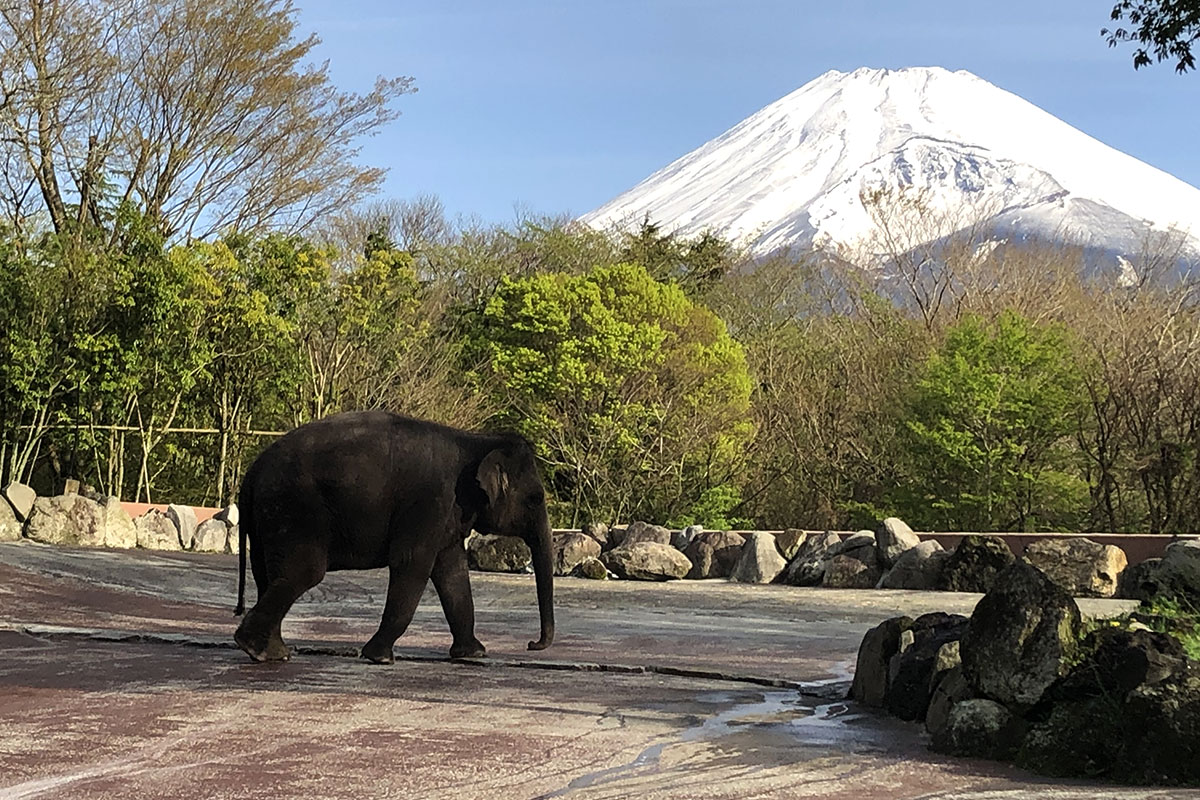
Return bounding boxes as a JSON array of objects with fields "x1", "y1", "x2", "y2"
[{"x1": 580, "y1": 66, "x2": 1200, "y2": 262}]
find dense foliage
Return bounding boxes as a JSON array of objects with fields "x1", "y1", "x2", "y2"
[
  {"x1": 4, "y1": 204, "x2": 1200, "y2": 534},
  {"x1": 2, "y1": 1, "x2": 1199, "y2": 532}
]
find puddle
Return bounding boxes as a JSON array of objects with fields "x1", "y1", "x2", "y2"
[{"x1": 538, "y1": 687, "x2": 900, "y2": 798}]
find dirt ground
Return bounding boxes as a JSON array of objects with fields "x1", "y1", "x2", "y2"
[{"x1": 2, "y1": 541, "x2": 1190, "y2": 800}]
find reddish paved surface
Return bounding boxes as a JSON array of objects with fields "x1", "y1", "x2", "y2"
[{"x1": 0, "y1": 541, "x2": 1182, "y2": 800}]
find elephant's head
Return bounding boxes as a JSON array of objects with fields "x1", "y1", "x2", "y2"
[{"x1": 476, "y1": 439, "x2": 554, "y2": 651}]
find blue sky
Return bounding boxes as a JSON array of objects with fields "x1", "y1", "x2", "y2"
[{"x1": 296, "y1": 1, "x2": 1200, "y2": 225}]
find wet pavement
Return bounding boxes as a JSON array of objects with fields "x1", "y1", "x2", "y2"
[{"x1": 0, "y1": 540, "x2": 1188, "y2": 799}]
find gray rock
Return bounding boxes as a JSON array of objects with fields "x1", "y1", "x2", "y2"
[
  {"x1": 931, "y1": 699, "x2": 1021, "y2": 760},
  {"x1": 877, "y1": 541, "x2": 948, "y2": 590},
  {"x1": 926, "y1": 666, "x2": 972, "y2": 737},
  {"x1": 961, "y1": 560, "x2": 1082, "y2": 708},
  {"x1": 684, "y1": 531, "x2": 746, "y2": 579},
  {"x1": 135, "y1": 510, "x2": 182, "y2": 550},
  {"x1": 1118, "y1": 557, "x2": 1163, "y2": 601},
  {"x1": 581, "y1": 521, "x2": 610, "y2": 549},
  {"x1": 622, "y1": 521, "x2": 672, "y2": 548},
  {"x1": 876, "y1": 517, "x2": 921, "y2": 566},
  {"x1": 822, "y1": 554, "x2": 883, "y2": 588},
  {"x1": 103, "y1": 498, "x2": 137, "y2": 549},
  {"x1": 167, "y1": 504, "x2": 199, "y2": 550},
  {"x1": 685, "y1": 541, "x2": 716, "y2": 579},
  {"x1": 468, "y1": 534, "x2": 532, "y2": 573},
  {"x1": 2, "y1": 481, "x2": 36, "y2": 521},
  {"x1": 850, "y1": 616, "x2": 914, "y2": 707},
  {"x1": 834, "y1": 530, "x2": 876, "y2": 556},
  {"x1": 885, "y1": 612, "x2": 969, "y2": 721},
  {"x1": 553, "y1": 532, "x2": 602, "y2": 575},
  {"x1": 602, "y1": 542, "x2": 691, "y2": 581},
  {"x1": 939, "y1": 534, "x2": 1015, "y2": 593},
  {"x1": 193, "y1": 519, "x2": 229, "y2": 553},
  {"x1": 572, "y1": 556, "x2": 609, "y2": 580},
  {"x1": 670, "y1": 525, "x2": 703, "y2": 551},
  {"x1": 227, "y1": 524, "x2": 240, "y2": 555},
  {"x1": 25, "y1": 495, "x2": 106, "y2": 547},
  {"x1": 0, "y1": 498, "x2": 21, "y2": 541},
  {"x1": 1024, "y1": 537, "x2": 1127, "y2": 597},
  {"x1": 214, "y1": 503, "x2": 239, "y2": 526},
  {"x1": 1159, "y1": 540, "x2": 1200, "y2": 600},
  {"x1": 781, "y1": 531, "x2": 843, "y2": 586},
  {"x1": 730, "y1": 532, "x2": 788, "y2": 584},
  {"x1": 775, "y1": 529, "x2": 807, "y2": 561}
]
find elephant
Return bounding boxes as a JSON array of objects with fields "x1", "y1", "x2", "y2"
[{"x1": 233, "y1": 410, "x2": 554, "y2": 663}]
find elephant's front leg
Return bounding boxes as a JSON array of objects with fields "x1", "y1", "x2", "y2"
[
  {"x1": 432, "y1": 541, "x2": 486, "y2": 659},
  {"x1": 361, "y1": 547, "x2": 436, "y2": 665}
]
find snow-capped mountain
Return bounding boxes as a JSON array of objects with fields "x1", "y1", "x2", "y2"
[{"x1": 580, "y1": 67, "x2": 1200, "y2": 263}]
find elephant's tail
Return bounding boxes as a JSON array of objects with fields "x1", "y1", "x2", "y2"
[{"x1": 234, "y1": 482, "x2": 252, "y2": 616}]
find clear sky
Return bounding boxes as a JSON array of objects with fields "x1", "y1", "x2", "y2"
[{"x1": 295, "y1": 1, "x2": 1200, "y2": 226}]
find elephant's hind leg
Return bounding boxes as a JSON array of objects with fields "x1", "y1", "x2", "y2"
[
  {"x1": 235, "y1": 539, "x2": 327, "y2": 662},
  {"x1": 432, "y1": 542, "x2": 485, "y2": 659}
]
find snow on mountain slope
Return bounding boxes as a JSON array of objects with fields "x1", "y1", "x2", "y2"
[{"x1": 580, "y1": 67, "x2": 1200, "y2": 260}]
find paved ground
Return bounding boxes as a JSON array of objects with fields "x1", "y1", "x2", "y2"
[{"x1": 0, "y1": 540, "x2": 1190, "y2": 800}]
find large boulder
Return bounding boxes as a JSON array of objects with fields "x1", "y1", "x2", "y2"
[
  {"x1": 876, "y1": 517, "x2": 921, "y2": 566},
  {"x1": 939, "y1": 534, "x2": 1015, "y2": 593},
  {"x1": 877, "y1": 540, "x2": 949, "y2": 590},
  {"x1": 468, "y1": 534, "x2": 531, "y2": 572},
  {"x1": 671, "y1": 525, "x2": 702, "y2": 552},
  {"x1": 774, "y1": 529, "x2": 806, "y2": 561},
  {"x1": 193, "y1": 519, "x2": 229, "y2": 553},
  {"x1": 214, "y1": 503, "x2": 239, "y2": 527},
  {"x1": 227, "y1": 525, "x2": 240, "y2": 555},
  {"x1": 822, "y1": 554, "x2": 883, "y2": 588},
  {"x1": 167, "y1": 503, "x2": 199, "y2": 550},
  {"x1": 1024, "y1": 537, "x2": 1127, "y2": 598},
  {"x1": 602, "y1": 542, "x2": 691, "y2": 581},
  {"x1": 572, "y1": 557, "x2": 609, "y2": 580},
  {"x1": 553, "y1": 532, "x2": 602, "y2": 575},
  {"x1": 1019, "y1": 646, "x2": 1198, "y2": 785},
  {"x1": 780, "y1": 531, "x2": 842, "y2": 586},
  {"x1": 684, "y1": 531, "x2": 745, "y2": 579},
  {"x1": 25, "y1": 495, "x2": 106, "y2": 547},
  {"x1": 833, "y1": 530, "x2": 876, "y2": 558},
  {"x1": 850, "y1": 616, "x2": 914, "y2": 708},
  {"x1": 1117, "y1": 557, "x2": 1164, "y2": 601},
  {"x1": 931, "y1": 699, "x2": 1023, "y2": 760},
  {"x1": 135, "y1": 509, "x2": 182, "y2": 550},
  {"x1": 884, "y1": 612, "x2": 970, "y2": 721},
  {"x1": 581, "y1": 521, "x2": 610, "y2": 549},
  {"x1": 0, "y1": 498, "x2": 21, "y2": 541},
  {"x1": 621, "y1": 521, "x2": 672, "y2": 548},
  {"x1": 103, "y1": 498, "x2": 137, "y2": 549},
  {"x1": 730, "y1": 532, "x2": 787, "y2": 584},
  {"x1": 1050, "y1": 627, "x2": 1185, "y2": 703},
  {"x1": 926, "y1": 666, "x2": 973, "y2": 738},
  {"x1": 961, "y1": 560, "x2": 1082, "y2": 709},
  {"x1": 2, "y1": 481, "x2": 36, "y2": 521},
  {"x1": 1158, "y1": 539, "x2": 1200, "y2": 600}
]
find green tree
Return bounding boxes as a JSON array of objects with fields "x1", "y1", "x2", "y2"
[
  {"x1": 896, "y1": 311, "x2": 1088, "y2": 531},
  {"x1": 473, "y1": 262, "x2": 753, "y2": 527},
  {"x1": 1104, "y1": 1, "x2": 1200, "y2": 72}
]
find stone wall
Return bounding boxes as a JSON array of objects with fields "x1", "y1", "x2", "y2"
[{"x1": 6, "y1": 480, "x2": 1197, "y2": 602}]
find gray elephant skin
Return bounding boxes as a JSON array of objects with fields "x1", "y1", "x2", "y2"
[{"x1": 233, "y1": 410, "x2": 554, "y2": 664}]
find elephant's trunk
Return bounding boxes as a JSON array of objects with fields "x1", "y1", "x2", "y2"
[{"x1": 527, "y1": 516, "x2": 555, "y2": 651}]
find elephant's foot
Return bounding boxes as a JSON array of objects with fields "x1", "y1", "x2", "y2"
[
  {"x1": 449, "y1": 638, "x2": 486, "y2": 660},
  {"x1": 361, "y1": 638, "x2": 395, "y2": 665},
  {"x1": 235, "y1": 624, "x2": 290, "y2": 663}
]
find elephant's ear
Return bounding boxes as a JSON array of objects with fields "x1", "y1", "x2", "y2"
[{"x1": 476, "y1": 448, "x2": 511, "y2": 506}]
